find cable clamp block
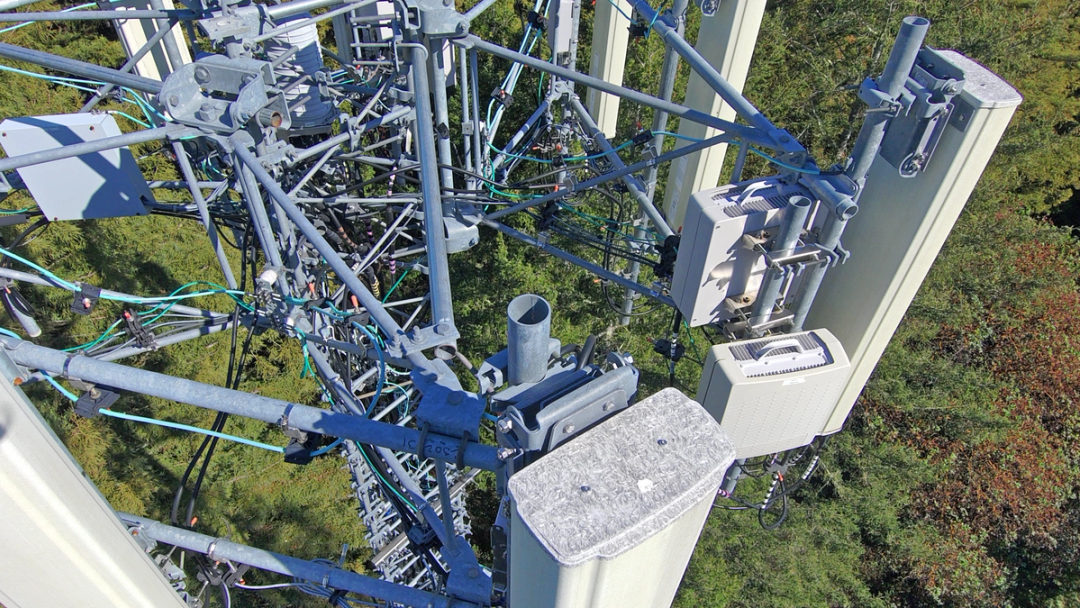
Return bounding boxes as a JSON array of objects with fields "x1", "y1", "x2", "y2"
[
  {"x1": 74, "y1": 386, "x2": 119, "y2": 419},
  {"x1": 122, "y1": 309, "x2": 158, "y2": 350},
  {"x1": 71, "y1": 283, "x2": 101, "y2": 316}
]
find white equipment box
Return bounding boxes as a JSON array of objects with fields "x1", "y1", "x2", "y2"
[
  {"x1": 671, "y1": 177, "x2": 812, "y2": 327},
  {"x1": 696, "y1": 329, "x2": 851, "y2": 459},
  {"x1": 0, "y1": 114, "x2": 154, "y2": 221}
]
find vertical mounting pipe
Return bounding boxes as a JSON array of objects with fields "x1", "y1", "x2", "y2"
[
  {"x1": 846, "y1": 16, "x2": 929, "y2": 184},
  {"x1": 507, "y1": 294, "x2": 551, "y2": 386},
  {"x1": 747, "y1": 194, "x2": 812, "y2": 333},
  {"x1": 405, "y1": 41, "x2": 456, "y2": 332}
]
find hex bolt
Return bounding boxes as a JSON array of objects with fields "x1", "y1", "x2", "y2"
[
  {"x1": 563, "y1": 423, "x2": 575, "y2": 434},
  {"x1": 168, "y1": 95, "x2": 180, "y2": 107},
  {"x1": 602, "y1": 401, "x2": 614, "y2": 412},
  {"x1": 193, "y1": 66, "x2": 211, "y2": 84},
  {"x1": 496, "y1": 417, "x2": 512, "y2": 433}
]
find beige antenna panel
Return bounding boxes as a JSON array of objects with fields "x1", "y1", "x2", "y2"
[
  {"x1": 508, "y1": 388, "x2": 735, "y2": 608},
  {"x1": 113, "y1": 0, "x2": 191, "y2": 81}
]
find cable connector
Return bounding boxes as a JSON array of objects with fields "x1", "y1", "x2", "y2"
[
  {"x1": 491, "y1": 88, "x2": 513, "y2": 108},
  {"x1": 537, "y1": 201, "x2": 560, "y2": 230},
  {"x1": 526, "y1": 9, "x2": 547, "y2": 31},
  {"x1": 280, "y1": 414, "x2": 321, "y2": 465},
  {"x1": 632, "y1": 130, "x2": 653, "y2": 147},
  {"x1": 284, "y1": 434, "x2": 320, "y2": 465},
  {"x1": 70, "y1": 283, "x2": 101, "y2": 316},
  {"x1": 652, "y1": 234, "x2": 680, "y2": 279},
  {"x1": 224, "y1": 564, "x2": 249, "y2": 587},
  {"x1": 651, "y1": 338, "x2": 685, "y2": 362}
]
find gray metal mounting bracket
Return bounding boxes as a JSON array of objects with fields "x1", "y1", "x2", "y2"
[{"x1": 878, "y1": 47, "x2": 966, "y2": 177}]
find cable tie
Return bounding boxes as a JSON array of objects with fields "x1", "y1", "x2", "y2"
[
  {"x1": 456, "y1": 430, "x2": 471, "y2": 470},
  {"x1": 417, "y1": 421, "x2": 430, "y2": 460},
  {"x1": 61, "y1": 353, "x2": 77, "y2": 379}
]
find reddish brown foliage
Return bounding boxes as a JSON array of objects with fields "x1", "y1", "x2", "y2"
[{"x1": 866, "y1": 225, "x2": 1080, "y2": 604}]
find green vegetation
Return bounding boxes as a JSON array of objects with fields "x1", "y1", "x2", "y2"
[{"x1": 0, "y1": 0, "x2": 1078, "y2": 606}]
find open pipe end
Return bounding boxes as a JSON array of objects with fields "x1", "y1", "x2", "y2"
[{"x1": 507, "y1": 294, "x2": 552, "y2": 386}]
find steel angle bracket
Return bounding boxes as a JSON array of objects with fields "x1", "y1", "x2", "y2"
[
  {"x1": 401, "y1": 0, "x2": 469, "y2": 37},
  {"x1": 161, "y1": 56, "x2": 290, "y2": 133},
  {"x1": 383, "y1": 323, "x2": 461, "y2": 359},
  {"x1": 411, "y1": 358, "x2": 484, "y2": 445},
  {"x1": 764, "y1": 127, "x2": 809, "y2": 182},
  {"x1": 197, "y1": 4, "x2": 266, "y2": 44},
  {"x1": 878, "y1": 48, "x2": 966, "y2": 177}
]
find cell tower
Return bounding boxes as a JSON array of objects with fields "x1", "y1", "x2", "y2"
[{"x1": 0, "y1": 0, "x2": 1019, "y2": 605}]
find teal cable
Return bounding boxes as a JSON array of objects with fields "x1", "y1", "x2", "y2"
[
  {"x1": 0, "y1": 245, "x2": 78, "y2": 290},
  {"x1": 564, "y1": 140, "x2": 634, "y2": 161},
  {"x1": 653, "y1": 130, "x2": 705, "y2": 143},
  {"x1": 313, "y1": 439, "x2": 343, "y2": 456},
  {"x1": 488, "y1": 141, "x2": 553, "y2": 164},
  {"x1": 98, "y1": 408, "x2": 343, "y2": 456},
  {"x1": 41, "y1": 372, "x2": 79, "y2": 401},
  {"x1": 98, "y1": 408, "x2": 285, "y2": 452},
  {"x1": 605, "y1": 0, "x2": 633, "y2": 21},
  {"x1": 650, "y1": 131, "x2": 822, "y2": 174},
  {"x1": 381, "y1": 267, "x2": 410, "y2": 303},
  {"x1": 0, "y1": 63, "x2": 105, "y2": 87},
  {"x1": 646, "y1": 0, "x2": 667, "y2": 37},
  {"x1": 748, "y1": 147, "x2": 821, "y2": 174},
  {"x1": 0, "y1": 245, "x2": 249, "y2": 303},
  {"x1": 62, "y1": 319, "x2": 123, "y2": 353},
  {"x1": 0, "y1": 2, "x2": 97, "y2": 34},
  {"x1": 107, "y1": 110, "x2": 152, "y2": 129},
  {"x1": 356, "y1": 443, "x2": 417, "y2": 511}
]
